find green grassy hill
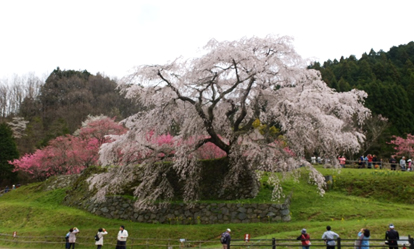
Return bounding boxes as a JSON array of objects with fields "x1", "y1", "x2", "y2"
[{"x1": 1, "y1": 167, "x2": 414, "y2": 248}]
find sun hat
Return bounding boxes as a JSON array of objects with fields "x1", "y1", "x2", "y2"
[
  {"x1": 301, "y1": 229, "x2": 307, "y2": 234},
  {"x1": 389, "y1": 224, "x2": 394, "y2": 229},
  {"x1": 227, "y1": 228, "x2": 231, "y2": 232}
]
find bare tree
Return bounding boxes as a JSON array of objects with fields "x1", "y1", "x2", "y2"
[
  {"x1": 0, "y1": 74, "x2": 43, "y2": 119},
  {"x1": 361, "y1": 114, "x2": 389, "y2": 154}
]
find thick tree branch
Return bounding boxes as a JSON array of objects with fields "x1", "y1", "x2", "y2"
[{"x1": 234, "y1": 77, "x2": 255, "y2": 132}]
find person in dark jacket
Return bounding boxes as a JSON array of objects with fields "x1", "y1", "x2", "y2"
[
  {"x1": 65, "y1": 230, "x2": 70, "y2": 249},
  {"x1": 389, "y1": 156, "x2": 397, "y2": 171},
  {"x1": 385, "y1": 224, "x2": 399, "y2": 249},
  {"x1": 358, "y1": 155, "x2": 364, "y2": 168},
  {"x1": 297, "y1": 228, "x2": 311, "y2": 249},
  {"x1": 221, "y1": 228, "x2": 231, "y2": 249},
  {"x1": 373, "y1": 155, "x2": 379, "y2": 168}
]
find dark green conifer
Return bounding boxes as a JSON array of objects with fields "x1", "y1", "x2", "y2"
[{"x1": 0, "y1": 123, "x2": 19, "y2": 185}]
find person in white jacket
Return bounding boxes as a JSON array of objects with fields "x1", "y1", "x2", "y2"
[
  {"x1": 116, "y1": 225, "x2": 128, "y2": 249},
  {"x1": 68, "y1": 227, "x2": 79, "y2": 249},
  {"x1": 95, "y1": 228, "x2": 108, "y2": 249}
]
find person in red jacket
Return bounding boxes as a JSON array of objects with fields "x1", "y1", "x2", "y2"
[
  {"x1": 297, "y1": 228, "x2": 311, "y2": 249},
  {"x1": 367, "y1": 154, "x2": 373, "y2": 168}
]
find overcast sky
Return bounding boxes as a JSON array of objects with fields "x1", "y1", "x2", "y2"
[{"x1": 0, "y1": 0, "x2": 412, "y2": 81}]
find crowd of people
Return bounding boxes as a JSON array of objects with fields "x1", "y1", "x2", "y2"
[
  {"x1": 3, "y1": 184, "x2": 20, "y2": 193},
  {"x1": 65, "y1": 225, "x2": 128, "y2": 249},
  {"x1": 221, "y1": 224, "x2": 401, "y2": 249},
  {"x1": 357, "y1": 154, "x2": 413, "y2": 171},
  {"x1": 310, "y1": 154, "x2": 414, "y2": 171}
]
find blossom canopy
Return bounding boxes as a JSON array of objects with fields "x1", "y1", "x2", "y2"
[{"x1": 91, "y1": 35, "x2": 371, "y2": 207}]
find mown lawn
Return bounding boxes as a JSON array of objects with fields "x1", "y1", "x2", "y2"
[{"x1": 1, "y1": 167, "x2": 414, "y2": 248}]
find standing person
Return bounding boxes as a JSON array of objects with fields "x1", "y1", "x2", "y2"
[
  {"x1": 385, "y1": 224, "x2": 399, "y2": 249},
  {"x1": 357, "y1": 228, "x2": 370, "y2": 249},
  {"x1": 339, "y1": 156, "x2": 346, "y2": 168},
  {"x1": 325, "y1": 156, "x2": 330, "y2": 165},
  {"x1": 116, "y1": 225, "x2": 128, "y2": 249},
  {"x1": 68, "y1": 227, "x2": 79, "y2": 249},
  {"x1": 65, "y1": 230, "x2": 70, "y2": 249},
  {"x1": 322, "y1": 226, "x2": 340, "y2": 249},
  {"x1": 95, "y1": 227, "x2": 108, "y2": 249},
  {"x1": 390, "y1": 156, "x2": 397, "y2": 171},
  {"x1": 373, "y1": 155, "x2": 378, "y2": 169},
  {"x1": 358, "y1": 155, "x2": 364, "y2": 168},
  {"x1": 367, "y1": 154, "x2": 373, "y2": 169},
  {"x1": 4, "y1": 186, "x2": 9, "y2": 193},
  {"x1": 407, "y1": 159, "x2": 412, "y2": 171},
  {"x1": 220, "y1": 228, "x2": 231, "y2": 249},
  {"x1": 364, "y1": 155, "x2": 369, "y2": 168},
  {"x1": 400, "y1": 157, "x2": 406, "y2": 171},
  {"x1": 297, "y1": 228, "x2": 311, "y2": 249}
]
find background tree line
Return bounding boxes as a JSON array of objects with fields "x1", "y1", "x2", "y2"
[{"x1": 309, "y1": 41, "x2": 414, "y2": 157}]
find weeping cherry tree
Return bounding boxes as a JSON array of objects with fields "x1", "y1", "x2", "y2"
[{"x1": 88, "y1": 35, "x2": 371, "y2": 209}]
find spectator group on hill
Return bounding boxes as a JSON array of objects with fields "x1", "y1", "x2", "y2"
[
  {"x1": 309, "y1": 154, "x2": 414, "y2": 171},
  {"x1": 2, "y1": 183, "x2": 20, "y2": 194}
]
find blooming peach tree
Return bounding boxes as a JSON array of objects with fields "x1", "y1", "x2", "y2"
[
  {"x1": 10, "y1": 115, "x2": 126, "y2": 180},
  {"x1": 389, "y1": 134, "x2": 414, "y2": 159},
  {"x1": 89, "y1": 35, "x2": 371, "y2": 208}
]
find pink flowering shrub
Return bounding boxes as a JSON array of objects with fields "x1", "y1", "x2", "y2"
[
  {"x1": 389, "y1": 134, "x2": 414, "y2": 158},
  {"x1": 10, "y1": 115, "x2": 127, "y2": 180}
]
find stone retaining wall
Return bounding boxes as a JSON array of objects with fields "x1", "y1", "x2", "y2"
[
  {"x1": 79, "y1": 196, "x2": 291, "y2": 224},
  {"x1": 44, "y1": 174, "x2": 79, "y2": 191},
  {"x1": 53, "y1": 173, "x2": 291, "y2": 224}
]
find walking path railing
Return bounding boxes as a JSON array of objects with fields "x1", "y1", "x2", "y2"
[{"x1": 0, "y1": 233, "x2": 412, "y2": 249}]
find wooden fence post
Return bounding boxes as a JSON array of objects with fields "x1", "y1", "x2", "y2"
[{"x1": 337, "y1": 237, "x2": 341, "y2": 249}]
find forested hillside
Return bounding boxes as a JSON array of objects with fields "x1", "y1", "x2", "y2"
[
  {"x1": 309, "y1": 42, "x2": 414, "y2": 137},
  {"x1": 0, "y1": 68, "x2": 142, "y2": 155}
]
